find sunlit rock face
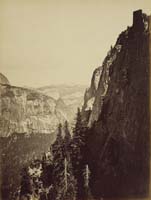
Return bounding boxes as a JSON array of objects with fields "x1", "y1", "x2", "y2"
[
  {"x1": 0, "y1": 72, "x2": 86, "y2": 137},
  {"x1": 85, "y1": 10, "x2": 150, "y2": 198},
  {"x1": 82, "y1": 66, "x2": 103, "y2": 121},
  {"x1": 82, "y1": 45, "x2": 122, "y2": 124},
  {"x1": 88, "y1": 43, "x2": 122, "y2": 127},
  {"x1": 0, "y1": 84, "x2": 66, "y2": 137}
]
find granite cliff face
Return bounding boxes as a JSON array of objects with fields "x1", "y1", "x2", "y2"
[
  {"x1": 0, "y1": 84, "x2": 65, "y2": 137},
  {"x1": 82, "y1": 67, "x2": 102, "y2": 111},
  {"x1": 0, "y1": 80, "x2": 85, "y2": 137},
  {"x1": 84, "y1": 10, "x2": 150, "y2": 197}
]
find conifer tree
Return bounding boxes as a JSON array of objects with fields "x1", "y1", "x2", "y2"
[
  {"x1": 61, "y1": 157, "x2": 77, "y2": 200},
  {"x1": 70, "y1": 108, "x2": 87, "y2": 199},
  {"x1": 61, "y1": 121, "x2": 77, "y2": 200},
  {"x1": 20, "y1": 167, "x2": 33, "y2": 198},
  {"x1": 41, "y1": 152, "x2": 53, "y2": 189},
  {"x1": 51, "y1": 123, "x2": 64, "y2": 200},
  {"x1": 63, "y1": 120, "x2": 71, "y2": 158},
  {"x1": 52, "y1": 123, "x2": 64, "y2": 167},
  {"x1": 51, "y1": 122, "x2": 78, "y2": 200},
  {"x1": 83, "y1": 164, "x2": 92, "y2": 199},
  {"x1": 52, "y1": 156, "x2": 77, "y2": 200},
  {"x1": 64, "y1": 121, "x2": 71, "y2": 144}
]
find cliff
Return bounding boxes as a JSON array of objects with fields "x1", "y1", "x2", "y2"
[
  {"x1": 84, "y1": 67, "x2": 103, "y2": 106},
  {"x1": 85, "y1": 10, "x2": 150, "y2": 198},
  {"x1": 0, "y1": 83, "x2": 64, "y2": 137},
  {"x1": 0, "y1": 76, "x2": 86, "y2": 137}
]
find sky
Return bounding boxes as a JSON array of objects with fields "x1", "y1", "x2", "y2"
[{"x1": 0, "y1": 0, "x2": 151, "y2": 87}]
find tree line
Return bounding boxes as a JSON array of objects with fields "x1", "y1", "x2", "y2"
[{"x1": 18, "y1": 108, "x2": 92, "y2": 200}]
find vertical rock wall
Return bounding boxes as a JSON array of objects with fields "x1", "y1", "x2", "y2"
[{"x1": 86, "y1": 10, "x2": 150, "y2": 198}]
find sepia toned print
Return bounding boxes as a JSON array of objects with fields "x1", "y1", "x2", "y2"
[{"x1": 0, "y1": 1, "x2": 151, "y2": 200}]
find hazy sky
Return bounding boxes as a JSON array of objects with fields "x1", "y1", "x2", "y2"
[{"x1": 0, "y1": 0, "x2": 151, "y2": 87}]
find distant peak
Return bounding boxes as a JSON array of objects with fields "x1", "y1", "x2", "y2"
[{"x1": 0, "y1": 73, "x2": 10, "y2": 85}]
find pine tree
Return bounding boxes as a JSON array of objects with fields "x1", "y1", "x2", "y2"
[
  {"x1": 51, "y1": 123, "x2": 64, "y2": 200},
  {"x1": 50, "y1": 122, "x2": 78, "y2": 200},
  {"x1": 52, "y1": 123, "x2": 64, "y2": 169},
  {"x1": 20, "y1": 167, "x2": 33, "y2": 198},
  {"x1": 63, "y1": 120, "x2": 71, "y2": 158},
  {"x1": 83, "y1": 164, "x2": 92, "y2": 199},
  {"x1": 70, "y1": 108, "x2": 87, "y2": 199},
  {"x1": 64, "y1": 121, "x2": 71, "y2": 144},
  {"x1": 53, "y1": 156, "x2": 77, "y2": 200},
  {"x1": 62, "y1": 121, "x2": 77, "y2": 200},
  {"x1": 41, "y1": 152, "x2": 53, "y2": 189},
  {"x1": 61, "y1": 157, "x2": 77, "y2": 200}
]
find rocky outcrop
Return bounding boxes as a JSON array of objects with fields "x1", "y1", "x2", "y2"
[
  {"x1": 0, "y1": 73, "x2": 10, "y2": 85},
  {"x1": 82, "y1": 45, "x2": 122, "y2": 125},
  {"x1": 83, "y1": 67, "x2": 102, "y2": 110},
  {"x1": 85, "y1": 10, "x2": 150, "y2": 198},
  {"x1": 88, "y1": 43, "x2": 122, "y2": 127},
  {"x1": 82, "y1": 66, "x2": 103, "y2": 123}
]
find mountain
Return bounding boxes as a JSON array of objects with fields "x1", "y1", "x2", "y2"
[
  {"x1": 1, "y1": 9, "x2": 150, "y2": 200},
  {"x1": 0, "y1": 73, "x2": 10, "y2": 85},
  {"x1": 37, "y1": 84, "x2": 86, "y2": 100},
  {"x1": 83, "y1": 10, "x2": 150, "y2": 198},
  {"x1": 37, "y1": 84, "x2": 86, "y2": 122},
  {"x1": 0, "y1": 83, "x2": 64, "y2": 137},
  {"x1": 0, "y1": 77, "x2": 86, "y2": 137},
  {"x1": 37, "y1": 84, "x2": 87, "y2": 117},
  {"x1": 0, "y1": 80, "x2": 86, "y2": 199}
]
